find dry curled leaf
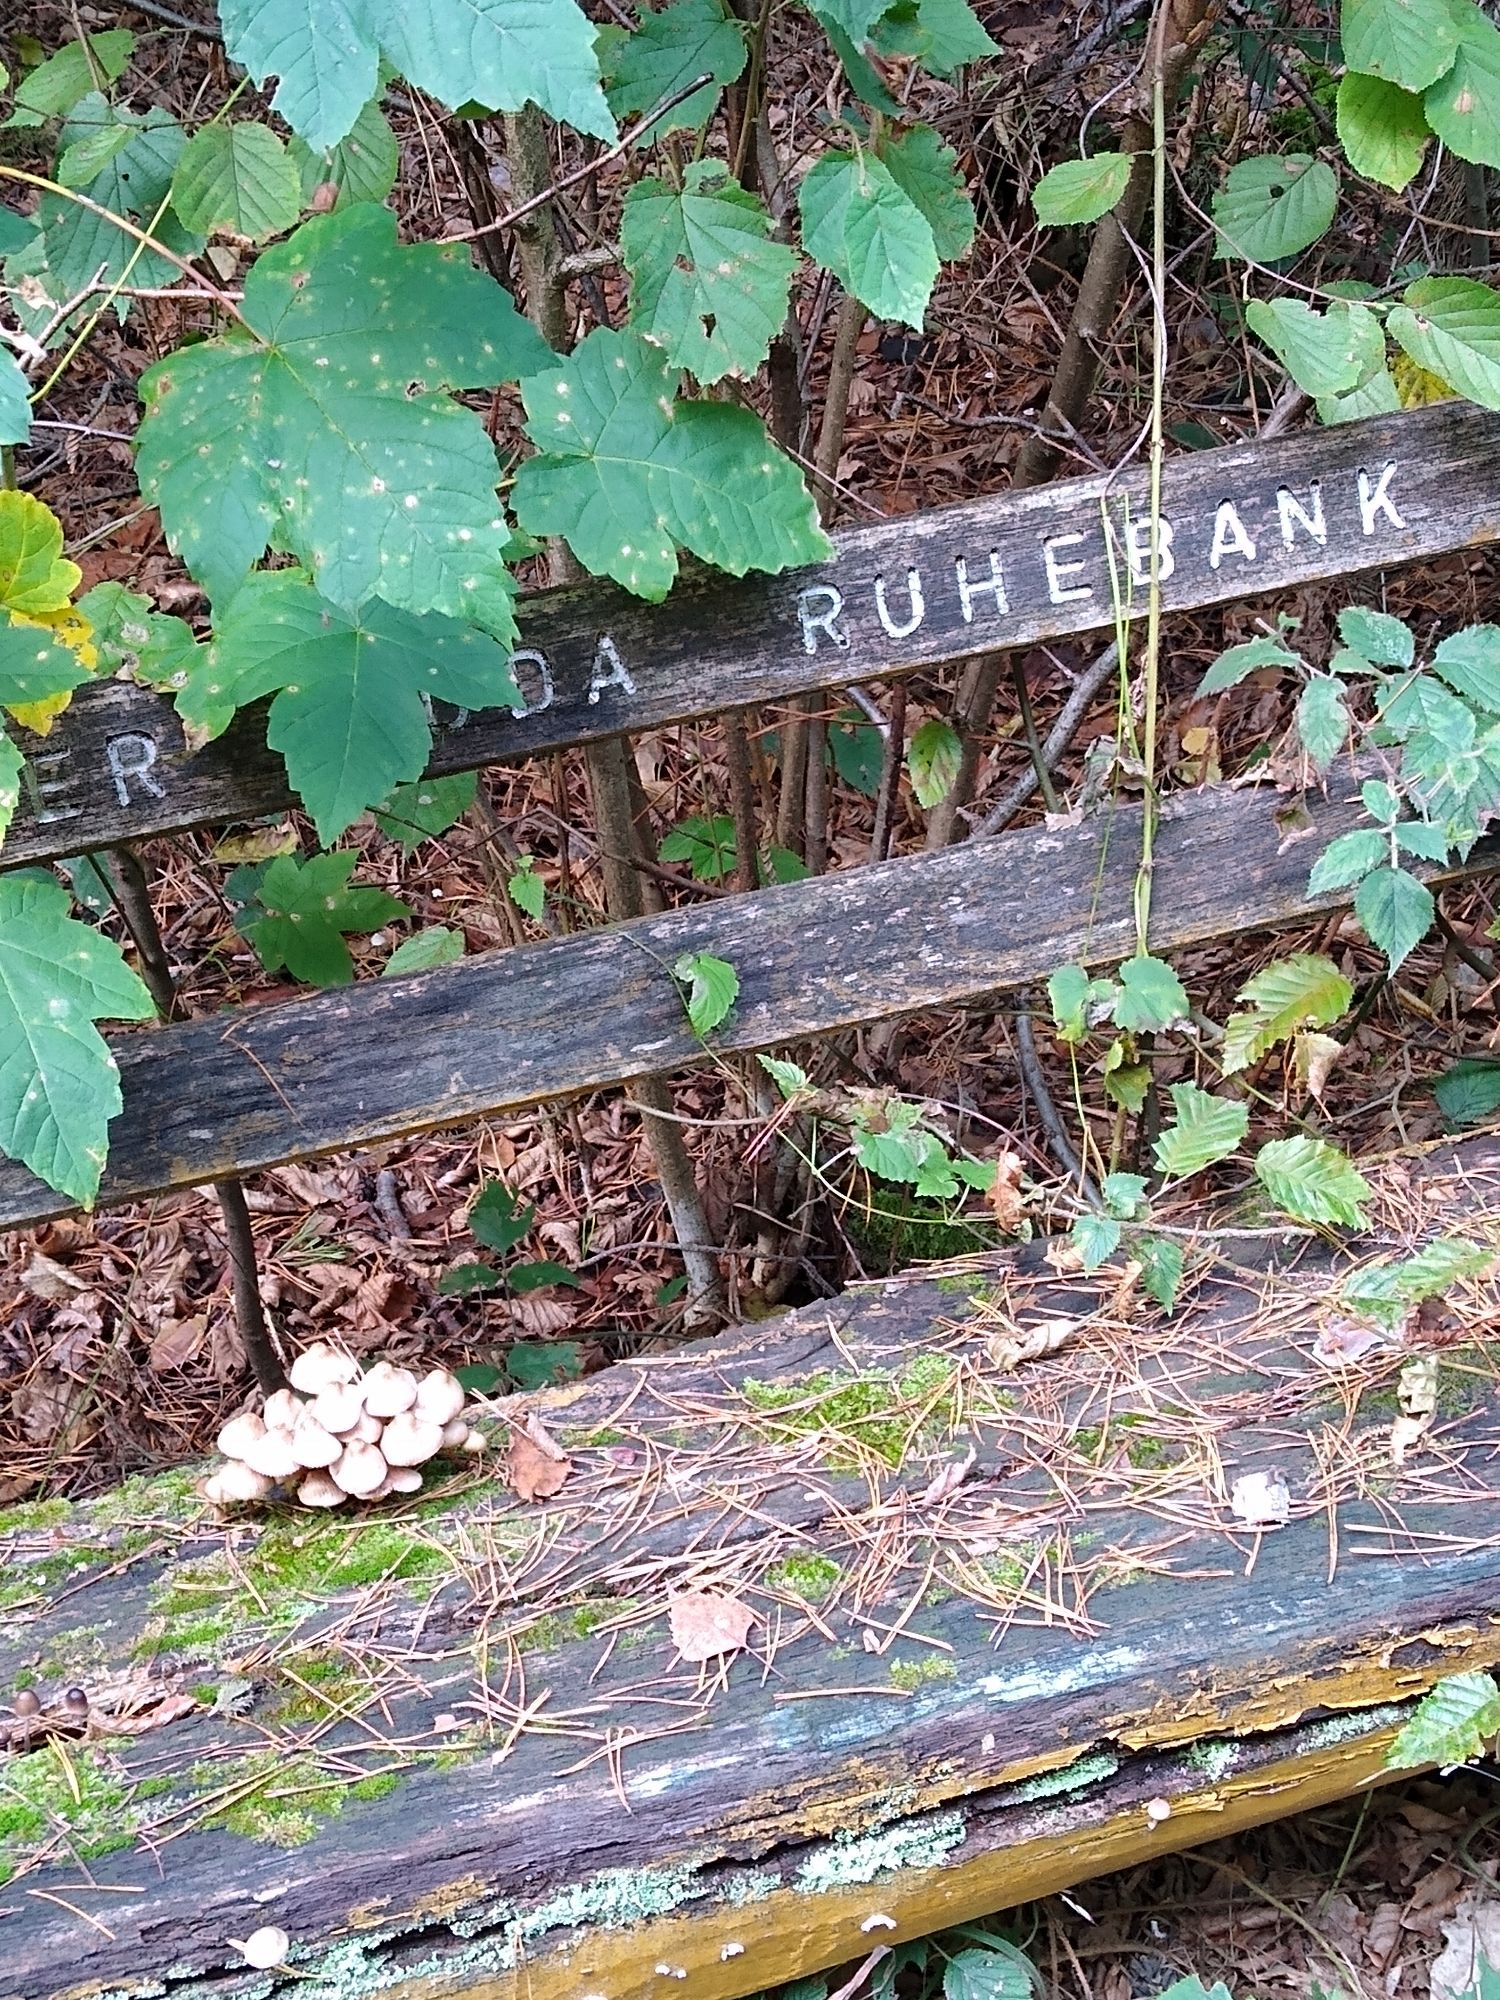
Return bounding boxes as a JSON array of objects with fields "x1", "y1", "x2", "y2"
[
  {"x1": 987, "y1": 1149, "x2": 1027, "y2": 1234},
  {"x1": 149, "y1": 1315, "x2": 209, "y2": 1372},
  {"x1": 505, "y1": 1417, "x2": 571, "y2": 1501},
  {"x1": 668, "y1": 1589, "x2": 755, "y2": 1662}
]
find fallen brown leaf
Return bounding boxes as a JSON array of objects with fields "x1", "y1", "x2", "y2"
[
  {"x1": 149, "y1": 1315, "x2": 209, "y2": 1372},
  {"x1": 505, "y1": 1418, "x2": 571, "y2": 1501},
  {"x1": 668, "y1": 1589, "x2": 756, "y2": 1662},
  {"x1": 987, "y1": 1149, "x2": 1027, "y2": 1234}
]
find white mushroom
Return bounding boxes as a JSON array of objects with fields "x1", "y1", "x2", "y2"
[
  {"x1": 204, "y1": 1460, "x2": 273, "y2": 1505},
  {"x1": 381, "y1": 1411, "x2": 443, "y2": 1467},
  {"x1": 216, "y1": 1411, "x2": 267, "y2": 1460},
  {"x1": 362, "y1": 1361, "x2": 418, "y2": 1418},
  {"x1": 350, "y1": 1412, "x2": 384, "y2": 1445},
  {"x1": 290, "y1": 1414, "x2": 341, "y2": 1469},
  {"x1": 262, "y1": 1388, "x2": 302, "y2": 1432},
  {"x1": 462, "y1": 1430, "x2": 487, "y2": 1453},
  {"x1": 310, "y1": 1382, "x2": 366, "y2": 1435},
  {"x1": 370, "y1": 1465, "x2": 425, "y2": 1500},
  {"x1": 233, "y1": 1926, "x2": 291, "y2": 1970},
  {"x1": 243, "y1": 1426, "x2": 303, "y2": 1482},
  {"x1": 330, "y1": 1440, "x2": 388, "y2": 1497},
  {"x1": 288, "y1": 1342, "x2": 359, "y2": 1395},
  {"x1": 439, "y1": 1418, "x2": 470, "y2": 1451},
  {"x1": 296, "y1": 1469, "x2": 347, "y2": 1509},
  {"x1": 413, "y1": 1369, "x2": 465, "y2": 1427}
]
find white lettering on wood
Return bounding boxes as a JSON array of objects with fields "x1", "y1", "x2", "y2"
[
  {"x1": 22, "y1": 746, "x2": 83, "y2": 826},
  {"x1": 1124, "y1": 516, "x2": 1176, "y2": 585},
  {"x1": 954, "y1": 552, "x2": 1009, "y2": 622},
  {"x1": 1041, "y1": 532, "x2": 1092, "y2": 604},
  {"x1": 508, "y1": 647, "x2": 555, "y2": 717},
  {"x1": 587, "y1": 636, "x2": 636, "y2": 704},
  {"x1": 1358, "y1": 461, "x2": 1405, "y2": 535},
  {"x1": 106, "y1": 732, "x2": 165, "y2": 807},
  {"x1": 1208, "y1": 501, "x2": 1257, "y2": 569},
  {"x1": 798, "y1": 584, "x2": 848, "y2": 654},
  {"x1": 1276, "y1": 482, "x2": 1326, "y2": 548},
  {"x1": 874, "y1": 567, "x2": 926, "y2": 639}
]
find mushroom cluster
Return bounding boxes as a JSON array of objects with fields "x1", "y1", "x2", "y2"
[{"x1": 205, "y1": 1344, "x2": 483, "y2": 1508}]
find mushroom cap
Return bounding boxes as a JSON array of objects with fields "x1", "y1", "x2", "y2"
[
  {"x1": 288, "y1": 1342, "x2": 360, "y2": 1395},
  {"x1": 291, "y1": 1415, "x2": 342, "y2": 1469},
  {"x1": 439, "y1": 1417, "x2": 470, "y2": 1450},
  {"x1": 462, "y1": 1429, "x2": 487, "y2": 1453},
  {"x1": 350, "y1": 1411, "x2": 384, "y2": 1445},
  {"x1": 330, "y1": 1440, "x2": 388, "y2": 1496},
  {"x1": 243, "y1": 1426, "x2": 302, "y2": 1481},
  {"x1": 414, "y1": 1369, "x2": 465, "y2": 1427},
  {"x1": 234, "y1": 1926, "x2": 291, "y2": 1970},
  {"x1": 362, "y1": 1361, "x2": 418, "y2": 1418},
  {"x1": 216, "y1": 1411, "x2": 267, "y2": 1460},
  {"x1": 380, "y1": 1410, "x2": 444, "y2": 1467},
  {"x1": 385, "y1": 1466, "x2": 423, "y2": 1493},
  {"x1": 296, "y1": 1469, "x2": 347, "y2": 1509},
  {"x1": 205, "y1": 1460, "x2": 273, "y2": 1504},
  {"x1": 262, "y1": 1388, "x2": 301, "y2": 1432},
  {"x1": 309, "y1": 1383, "x2": 366, "y2": 1435}
]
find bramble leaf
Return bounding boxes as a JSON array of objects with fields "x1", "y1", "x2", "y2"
[
  {"x1": 1254, "y1": 1134, "x2": 1371, "y2": 1227},
  {"x1": 1297, "y1": 674, "x2": 1350, "y2": 772},
  {"x1": 799, "y1": 149, "x2": 939, "y2": 328},
  {"x1": 1072, "y1": 1211, "x2": 1123, "y2": 1272},
  {"x1": 232, "y1": 849, "x2": 408, "y2": 987},
  {"x1": 1212, "y1": 154, "x2": 1338, "y2": 262},
  {"x1": 675, "y1": 950, "x2": 739, "y2": 1036},
  {"x1": 602, "y1": 0, "x2": 746, "y2": 137},
  {"x1": 1432, "y1": 624, "x2": 1500, "y2": 710},
  {"x1": 512, "y1": 328, "x2": 828, "y2": 600},
  {"x1": 1137, "y1": 1236, "x2": 1185, "y2": 1311},
  {"x1": 1032, "y1": 151, "x2": 1133, "y2": 226},
  {"x1": 621, "y1": 160, "x2": 795, "y2": 383},
  {"x1": 1356, "y1": 863, "x2": 1435, "y2": 970},
  {"x1": 507, "y1": 855, "x2": 546, "y2": 921},
  {"x1": 0, "y1": 870, "x2": 155, "y2": 1205},
  {"x1": 1339, "y1": 604, "x2": 1415, "y2": 667},
  {"x1": 198, "y1": 570, "x2": 522, "y2": 843},
  {"x1": 169, "y1": 120, "x2": 302, "y2": 242},
  {"x1": 136, "y1": 203, "x2": 550, "y2": 620},
  {"x1": 1152, "y1": 1083, "x2": 1249, "y2": 1179},
  {"x1": 1196, "y1": 634, "x2": 1301, "y2": 694},
  {"x1": 907, "y1": 716, "x2": 962, "y2": 808},
  {"x1": 1221, "y1": 954, "x2": 1354, "y2": 1074}
]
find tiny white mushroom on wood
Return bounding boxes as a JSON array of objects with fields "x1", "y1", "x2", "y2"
[
  {"x1": 291, "y1": 1415, "x2": 341, "y2": 1469},
  {"x1": 243, "y1": 1427, "x2": 302, "y2": 1481},
  {"x1": 362, "y1": 1362, "x2": 418, "y2": 1417},
  {"x1": 296, "y1": 1469, "x2": 346, "y2": 1508},
  {"x1": 205, "y1": 1461, "x2": 273, "y2": 1505},
  {"x1": 262, "y1": 1388, "x2": 301, "y2": 1431},
  {"x1": 382, "y1": 1411, "x2": 443, "y2": 1466},
  {"x1": 413, "y1": 1368, "x2": 465, "y2": 1426},
  {"x1": 216, "y1": 1412, "x2": 266, "y2": 1460},
  {"x1": 331, "y1": 1440, "x2": 388, "y2": 1496},
  {"x1": 289, "y1": 1343, "x2": 359, "y2": 1394},
  {"x1": 232, "y1": 1926, "x2": 290, "y2": 1969},
  {"x1": 310, "y1": 1383, "x2": 366, "y2": 1435}
]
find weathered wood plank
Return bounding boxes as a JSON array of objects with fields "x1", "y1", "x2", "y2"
[
  {"x1": 0, "y1": 769, "x2": 1492, "y2": 1227},
  {"x1": 2, "y1": 1138, "x2": 1497, "y2": 2000},
  {"x1": 8, "y1": 400, "x2": 1500, "y2": 867}
]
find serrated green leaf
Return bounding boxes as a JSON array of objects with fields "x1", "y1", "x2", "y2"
[
  {"x1": 1389, "y1": 276, "x2": 1500, "y2": 408},
  {"x1": 507, "y1": 856, "x2": 546, "y2": 920},
  {"x1": 660, "y1": 813, "x2": 738, "y2": 881},
  {"x1": 1308, "y1": 826, "x2": 1388, "y2": 895},
  {"x1": 0, "y1": 869, "x2": 155, "y2": 1204},
  {"x1": 1212, "y1": 153, "x2": 1338, "y2": 262},
  {"x1": 1387, "y1": 1670, "x2": 1500, "y2": 1770},
  {"x1": 201, "y1": 571, "x2": 521, "y2": 842},
  {"x1": 218, "y1": 0, "x2": 614, "y2": 152},
  {"x1": 55, "y1": 113, "x2": 136, "y2": 190},
  {"x1": 1335, "y1": 70, "x2": 1430, "y2": 190},
  {"x1": 621, "y1": 159, "x2": 794, "y2": 383},
  {"x1": 1432, "y1": 624, "x2": 1500, "y2": 710},
  {"x1": 808, "y1": 3, "x2": 903, "y2": 109},
  {"x1": 1318, "y1": 362, "x2": 1403, "y2": 424},
  {"x1": 1397, "y1": 817, "x2": 1452, "y2": 860},
  {"x1": 759, "y1": 1053, "x2": 812, "y2": 1098},
  {"x1": 373, "y1": 770, "x2": 477, "y2": 854},
  {"x1": 10, "y1": 31, "x2": 134, "y2": 119},
  {"x1": 512, "y1": 327, "x2": 828, "y2": 599},
  {"x1": 505, "y1": 1339, "x2": 584, "y2": 1388},
  {"x1": 675, "y1": 949, "x2": 738, "y2": 1036},
  {"x1": 1355, "y1": 863, "x2": 1434, "y2": 969},
  {"x1": 469, "y1": 1178, "x2": 535, "y2": 1255},
  {"x1": 72, "y1": 584, "x2": 156, "y2": 674},
  {"x1": 439, "y1": 1260, "x2": 504, "y2": 1296},
  {"x1": 879, "y1": 124, "x2": 975, "y2": 261},
  {"x1": 1254, "y1": 1133, "x2": 1371, "y2": 1227},
  {"x1": 1103, "y1": 1055, "x2": 1151, "y2": 1114},
  {"x1": 509, "y1": 1259, "x2": 581, "y2": 1295},
  {"x1": 1072, "y1": 1211, "x2": 1122, "y2": 1272},
  {"x1": 1424, "y1": 0, "x2": 1500, "y2": 166},
  {"x1": 289, "y1": 96, "x2": 399, "y2": 207},
  {"x1": 1152, "y1": 1083, "x2": 1250, "y2": 1179},
  {"x1": 829, "y1": 714, "x2": 883, "y2": 795},
  {"x1": 1339, "y1": 604, "x2": 1414, "y2": 666},
  {"x1": 603, "y1": 0, "x2": 746, "y2": 136},
  {"x1": 0, "y1": 205, "x2": 34, "y2": 257},
  {"x1": 1048, "y1": 961, "x2": 1116, "y2": 1042},
  {"x1": 1137, "y1": 1235, "x2": 1185, "y2": 1311},
  {"x1": 0, "y1": 351, "x2": 28, "y2": 448},
  {"x1": 870, "y1": 0, "x2": 997, "y2": 74},
  {"x1": 237, "y1": 848, "x2": 408, "y2": 986},
  {"x1": 35, "y1": 103, "x2": 206, "y2": 313},
  {"x1": 136, "y1": 202, "x2": 549, "y2": 618},
  {"x1": 1342, "y1": 0, "x2": 1459, "y2": 88},
  {"x1": 1032, "y1": 151, "x2": 1134, "y2": 226},
  {"x1": 907, "y1": 716, "x2": 961, "y2": 808},
  {"x1": 383, "y1": 925, "x2": 464, "y2": 976},
  {"x1": 169, "y1": 120, "x2": 302, "y2": 243},
  {"x1": 1221, "y1": 953, "x2": 1355, "y2": 1074},
  {"x1": 1434, "y1": 1057, "x2": 1500, "y2": 1126},
  {"x1": 1101, "y1": 1171, "x2": 1148, "y2": 1219},
  {"x1": 1297, "y1": 674, "x2": 1350, "y2": 772},
  {"x1": 942, "y1": 1942, "x2": 1038, "y2": 2000},
  {"x1": 1196, "y1": 634, "x2": 1301, "y2": 694},
  {"x1": 1113, "y1": 954, "x2": 1189, "y2": 1032},
  {"x1": 1245, "y1": 297, "x2": 1385, "y2": 397},
  {"x1": 799, "y1": 149, "x2": 938, "y2": 328},
  {"x1": 807, "y1": 0, "x2": 901, "y2": 49},
  {"x1": 1363, "y1": 778, "x2": 1403, "y2": 821}
]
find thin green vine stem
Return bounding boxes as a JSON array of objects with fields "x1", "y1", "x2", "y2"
[{"x1": 1132, "y1": 13, "x2": 1169, "y2": 959}]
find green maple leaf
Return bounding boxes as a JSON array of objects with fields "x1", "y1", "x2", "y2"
[
  {"x1": 799, "y1": 149, "x2": 939, "y2": 328},
  {"x1": 621, "y1": 159, "x2": 795, "y2": 383},
  {"x1": 602, "y1": 0, "x2": 746, "y2": 138},
  {"x1": 135, "y1": 202, "x2": 552, "y2": 622},
  {"x1": 233, "y1": 849, "x2": 409, "y2": 988},
  {"x1": 168, "y1": 119, "x2": 303, "y2": 243},
  {"x1": 870, "y1": 0, "x2": 998, "y2": 77},
  {"x1": 879, "y1": 123, "x2": 975, "y2": 261},
  {"x1": 218, "y1": 0, "x2": 613, "y2": 152},
  {"x1": 0, "y1": 870, "x2": 155, "y2": 1206},
  {"x1": 512, "y1": 327, "x2": 828, "y2": 600},
  {"x1": 188, "y1": 571, "x2": 521, "y2": 842},
  {"x1": 808, "y1": 0, "x2": 900, "y2": 49}
]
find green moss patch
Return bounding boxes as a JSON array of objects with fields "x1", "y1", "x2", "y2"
[{"x1": 740, "y1": 1354, "x2": 959, "y2": 1469}]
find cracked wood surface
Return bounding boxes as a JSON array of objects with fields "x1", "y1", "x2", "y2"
[
  {"x1": 2, "y1": 1139, "x2": 1498, "y2": 1999},
  {"x1": 7, "y1": 400, "x2": 1500, "y2": 869}
]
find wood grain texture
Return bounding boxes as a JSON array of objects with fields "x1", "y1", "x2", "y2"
[
  {"x1": 7, "y1": 400, "x2": 1500, "y2": 868},
  {"x1": 2, "y1": 1138, "x2": 1498, "y2": 2000},
  {"x1": 0, "y1": 768, "x2": 1493, "y2": 1227}
]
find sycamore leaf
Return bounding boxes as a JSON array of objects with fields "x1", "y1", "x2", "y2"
[
  {"x1": 1341, "y1": 0, "x2": 1459, "y2": 89},
  {"x1": 1336, "y1": 71, "x2": 1430, "y2": 190},
  {"x1": 197, "y1": 571, "x2": 521, "y2": 843},
  {"x1": 1152, "y1": 1083, "x2": 1250, "y2": 1179},
  {"x1": 289, "y1": 96, "x2": 400, "y2": 207},
  {"x1": 1356, "y1": 863, "x2": 1435, "y2": 970},
  {"x1": 0, "y1": 350, "x2": 29, "y2": 448},
  {"x1": 1113, "y1": 954, "x2": 1189, "y2": 1032},
  {"x1": 233, "y1": 849, "x2": 408, "y2": 987},
  {"x1": 135, "y1": 202, "x2": 550, "y2": 622},
  {"x1": 879, "y1": 124, "x2": 975, "y2": 262},
  {"x1": 72, "y1": 583, "x2": 156, "y2": 674},
  {"x1": 169, "y1": 120, "x2": 302, "y2": 243},
  {"x1": 799, "y1": 149, "x2": 939, "y2": 329},
  {"x1": 469, "y1": 1178, "x2": 535, "y2": 1255},
  {"x1": 1221, "y1": 953, "x2": 1354, "y2": 1074},
  {"x1": 1388, "y1": 276, "x2": 1500, "y2": 409},
  {"x1": 0, "y1": 870, "x2": 155, "y2": 1205},
  {"x1": 1254, "y1": 1134, "x2": 1371, "y2": 1227},
  {"x1": 373, "y1": 770, "x2": 477, "y2": 854},
  {"x1": 621, "y1": 160, "x2": 795, "y2": 383},
  {"x1": 1387, "y1": 1671, "x2": 1500, "y2": 1771},
  {"x1": 675, "y1": 949, "x2": 738, "y2": 1037},
  {"x1": 1212, "y1": 154, "x2": 1338, "y2": 262},
  {"x1": 0, "y1": 496, "x2": 96, "y2": 829},
  {"x1": 603, "y1": 0, "x2": 746, "y2": 138},
  {"x1": 1032, "y1": 151, "x2": 1133, "y2": 226},
  {"x1": 907, "y1": 716, "x2": 961, "y2": 808},
  {"x1": 33, "y1": 102, "x2": 206, "y2": 315},
  {"x1": 218, "y1": 0, "x2": 614, "y2": 153},
  {"x1": 1424, "y1": 0, "x2": 1500, "y2": 167},
  {"x1": 512, "y1": 327, "x2": 828, "y2": 600}
]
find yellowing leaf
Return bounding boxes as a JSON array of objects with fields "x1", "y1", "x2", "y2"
[{"x1": 0, "y1": 490, "x2": 82, "y2": 617}]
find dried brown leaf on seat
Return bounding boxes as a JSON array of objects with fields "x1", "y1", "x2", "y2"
[
  {"x1": 668, "y1": 1589, "x2": 756, "y2": 1662},
  {"x1": 149, "y1": 1315, "x2": 209, "y2": 1372},
  {"x1": 505, "y1": 1416, "x2": 571, "y2": 1501}
]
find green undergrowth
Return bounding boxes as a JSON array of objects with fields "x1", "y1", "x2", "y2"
[
  {"x1": 888, "y1": 1654, "x2": 958, "y2": 1692},
  {"x1": 842, "y1": 1188, "x2": 999, "y2": 1271},
  {"x1": 739, "y1": 1353, "x2": 959, "y2": 1470},
  {"x1": 0, "y1": 1739, "x2": 136, "y2": 1880},
  {"x1": 192, "y1": 1750, "x2": 404, "y2": 1847},
  {"x1": 0, "y1": 1498, "x2": 74, "y2": 1534},
  {"x1": 517, "y1": 1596, "x2": 642, "y2": 1653},
  {"x1": 764, "y1": 1553, "x2": 841, "y2": 1602}
]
